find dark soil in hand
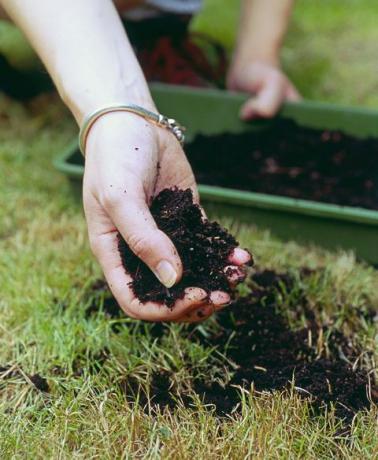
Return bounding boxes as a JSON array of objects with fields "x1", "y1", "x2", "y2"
[
  {"x1": 118, "y1": 188, "x2": 244, "y2": 306},
  {"x1": 185, "y1": 119, "x2": 378, "y2": 210}
]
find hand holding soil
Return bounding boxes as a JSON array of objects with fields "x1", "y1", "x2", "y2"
[
  {"x1": 82, "y1": 112, "x2": 251, "y2": 322},
  {"x1": 118, "y1": 188, "x2": 252, "y2": 321}
]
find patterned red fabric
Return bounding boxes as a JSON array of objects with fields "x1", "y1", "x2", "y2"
[{"x1": 126, "y1": 15, "x2": 227, "y2": 87}]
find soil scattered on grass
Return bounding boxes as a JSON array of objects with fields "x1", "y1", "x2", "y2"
[
  {"x1": 194, "y1": 290, "x2": 375, "y2": 422},
  {"x1": 118, "y1": 188, "x2": 245, "y2": 307},
  {"x1": 185, "y1": 119, "x2": 378, "y2": 210},
  {"x1": 117, "y1": 269, "x2": 377, "y2": 427},
  {"x1": 194, "y1": 270, "x2": 377, "y2": 423},
  {"x1": 82, "y1": 269, "x2": 377, "y2": 429}
]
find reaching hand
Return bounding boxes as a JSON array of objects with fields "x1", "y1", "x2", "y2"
[
  {"x1": 227, "y1": 60, "x2": 301, "y2": 120},
  {"x1": 83, "y1": 112, "x2": 251, "y2": 322}
]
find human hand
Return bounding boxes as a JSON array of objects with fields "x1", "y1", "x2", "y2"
[
  {"x1": 227, "y1": 60, "x2": 301, "y2": 120},
  {"x1": 82, "y1": 112, "x2": 251, "y2": 322}
]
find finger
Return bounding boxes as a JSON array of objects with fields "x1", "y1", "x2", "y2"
[
  {"x1": 105, "y1": 185, "x2": 182, "y2": 289},
  {"x1": 210, "y1": 290, "x2": 231, "y2": 308},
  {"x1": 228, "y1": 247, "x2": 252, "y2": 265},
  {"x1": 129, "y1": 287, "x2": 212, "y2": 322},
  {"x1": 85, "y1": 222, "x2": 140, "y2": 318},
  {"x1": 173, "y1": 304, "x2": 214, "y2": 323},
  {"x1": 224, "y1": 265, "x2": 247, "y2": 286},
  {"x1": 173, "y1": 291, "x2": 231, "y2": 323},
  {"x1": 240, "y1": 75, "x2": 285, "y2": 120},
  {"x1": 286, "y1": 84, "x2": 302, "y2": 102}
]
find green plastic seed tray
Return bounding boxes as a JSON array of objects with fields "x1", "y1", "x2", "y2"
[{"x1": 54, "y1": 83, "x2": 378, "y2": 263}]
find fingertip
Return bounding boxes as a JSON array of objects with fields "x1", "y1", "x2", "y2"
[
  {"x1": 152, "y1": 229, "x2": 183, "y2": 285},
  {"x1": 240, "y1": 101, "x2": 256, "y2": 121},
  {"x1": 224, "y1": 265, "x2": 247, "y2": 286},
  {"x1": 228, "y1": 247, "x2": 253, "y2": 265},
  {"x1": 154, "y1": 259, "x2": 178, "y2": 288},
  {"x1": 286, "y1": 86, "x2": 302, "y2": 102},
  {"x1": 184, "y1": 287, "x2": 209, "y2": 304},
  {"x1": 209, "y1": 291, "x2": 231, "y2": 308}
]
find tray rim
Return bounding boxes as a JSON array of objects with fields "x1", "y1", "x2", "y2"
[
  {"x1": 150, "y1": 83, "x2": 378, "y2": 117},
  {"x1": 54, "y1": 138, "x2": 378, "y2": 227}
]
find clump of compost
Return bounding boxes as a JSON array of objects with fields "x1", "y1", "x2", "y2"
[{"x1": 118, "y1": 188, "x2": 248, "y2": 306}]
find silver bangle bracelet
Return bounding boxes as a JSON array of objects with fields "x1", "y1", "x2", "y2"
[{"x1": 78, "y1": 104, "x2": 186, "y2": 156}]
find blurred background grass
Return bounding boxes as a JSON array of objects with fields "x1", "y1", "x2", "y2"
[{"x1": 1, "y1": 0, "x2": 378, "y2": 106}]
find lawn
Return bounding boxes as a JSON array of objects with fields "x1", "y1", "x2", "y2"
[{"x1": 0, "y1": 1, "x2": 378, "y2": 458}]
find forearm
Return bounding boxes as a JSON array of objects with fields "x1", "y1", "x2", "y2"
[
  {"x1": 232, "y1": 0, "x2": 294, "y2": 69},
  {"x1": 0, "y1": 0, "x2": 154, "y2": 124}
]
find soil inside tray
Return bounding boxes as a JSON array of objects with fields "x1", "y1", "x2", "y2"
[
  {"x1": 118, "y1": 187, "x2": 245, "y2": 307},
  {"x1": 185, "y1": 118, "x2": 378, "y2": 210}
]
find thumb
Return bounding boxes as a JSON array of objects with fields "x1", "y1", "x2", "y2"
[{"x1": 107, "y1": 189, "x2": 182, "y2": 288}]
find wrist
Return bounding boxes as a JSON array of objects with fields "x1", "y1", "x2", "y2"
[
  {"x1": 60, "y1": 79, "x2": 157, "y2": 127},
  {"x1": 80, "y1": 103, "x2": 185, "y2": 156},
  {"x1": 228, "y1": 56, "x2": 280, "y2": 90},
  {"x1": 84, "y1": 110, "x2": 160, "y2": 161},
  {"x1": 231, "y1": 47, "x2": 280, "y2": 73}
]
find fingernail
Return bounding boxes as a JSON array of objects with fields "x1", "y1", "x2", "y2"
[{"x1": 154, "y1": 260, "x2": 177, "y2": 288}]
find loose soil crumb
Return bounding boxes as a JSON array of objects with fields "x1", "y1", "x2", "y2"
[
  {"x1": 0, "y1": 366, "x2": 49, "y2": 393},
  {"x1": 29, "y1": 374, "x2": 49, "y2": 393},
  {"x1": 121, "y1": 371, "x2": 176, "y2": 411},
  {"x1": 118, "y1": 188, "x2": 244, "y2": 306},
  {"x1": 185, "y1": 119, "x2": 378, "y2": 210}
]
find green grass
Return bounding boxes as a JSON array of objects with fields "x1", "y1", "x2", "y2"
[{"x1": 1, "y1": 1, "x2": 378, "y2": 458}]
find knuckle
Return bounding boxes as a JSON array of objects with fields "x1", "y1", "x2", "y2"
[
  {"x1": 127, "y1": 233, "x2": 153, "y2": 259},
  {"x1": 100, "y1": 189, "x2": 123, "y2": 210},
  {"x1": 267, "y1": 73, "x2": 285, "y2": 90}
]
